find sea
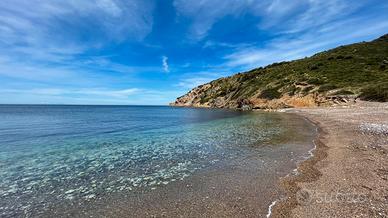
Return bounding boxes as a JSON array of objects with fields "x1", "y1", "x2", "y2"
[{"x1": 0, "y1": 105, "x2": 316, "y2": 217}]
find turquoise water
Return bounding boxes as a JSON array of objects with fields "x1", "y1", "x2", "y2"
[{"x1": 0, "y1": 105, "x2": 314, "y2": 216}]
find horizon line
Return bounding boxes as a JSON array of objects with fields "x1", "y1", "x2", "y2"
[{"x1": 0, "y1": 103, "x2": 169, "y2": 107}]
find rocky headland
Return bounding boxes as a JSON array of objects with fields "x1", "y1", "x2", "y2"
[{"x1": 171, "y1": 34, "x2": 388, "y2": 110}]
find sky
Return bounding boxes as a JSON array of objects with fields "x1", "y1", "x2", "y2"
[{"x1": 1, "y1": 0, "x2": 387, "y2": 105}]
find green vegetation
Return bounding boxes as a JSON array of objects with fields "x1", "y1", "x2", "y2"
[
  {"x1": 188, "y1": 34, "x2": 388, "y2": 105},
  {"x1": 359, "y1": 82, "x2": 388, "y2": 102},
  {"x1": 332, "y1": 89, "x2": 355, "y2": 95},
  {"x1": 258, "y1": 87, "x2": 282, "y2": 100},
  {"x1": 317, "y1": 84, "x2": 338, "y2": 92}
]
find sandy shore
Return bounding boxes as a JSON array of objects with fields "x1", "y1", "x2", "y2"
[{"x1": 272, "y1": 101, "x2": 388, "y2": 217}]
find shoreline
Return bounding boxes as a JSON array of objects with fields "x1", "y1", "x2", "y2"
[
  {"x1": 270, "y1": 101, "x2": 388, "y2": 217},
  {"x1": 270, "y1": 113, "x2": 329, "y2": 217}
]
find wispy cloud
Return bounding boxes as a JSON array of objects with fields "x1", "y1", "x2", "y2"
[
  {"x1": 0, "y1": 54, "x2": 163, "y2": 88},
  {"x1": 0, "y1": 87, "x2": 182, "y2": 105},
  {"x1": 96, "y1": 0, "x2": 123, "y2": 17},
  {"x1": 74, "y1": 88, "x2": 141, "y2": 98},
  {"x1": 176, "y1": 71, "x2": 228, "y2": 89},
  {"x1": 162, "y1": 56, "x2": 170, "y2": 73},
  {"x1": 174, "y1": 0, "x2": 387, "y2": 42},
  {"x1": 203, "y1": 40, "x2": 253, "y2": 49},
  {"x1": 0, "y1": 0, "x2": 156, "y2": 71},
  {"x1": 0, "y1": 0, "x2": 161, "y2": 104},
  {"x1": 258, "y1": 0, "x2": 350, "y2": 31},
  {"x1": 0, "y1": 0, "x2": 155, "y2": 46},
  {"x1": 173, "y1": 0, "x2": 308, "y2": 40},
  {"x1": 224, "y1": 15, "x2": 388, "y2": 69},
  {"x1": 1, "y1": 87, "x2": 140, "y2": 98},
  {"x1": 173, "y1": 0, "x2": 260, "y2": 40}
]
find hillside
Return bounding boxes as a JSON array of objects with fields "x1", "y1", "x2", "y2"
[{"x1": 171, "y1": 34, "x2": 388, "y2": 109}]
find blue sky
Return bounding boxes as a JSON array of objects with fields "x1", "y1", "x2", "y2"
[{"x1": 1, "y1": 0, "x2": 387, "y2": 105}]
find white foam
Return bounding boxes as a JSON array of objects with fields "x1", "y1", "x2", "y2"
[
  {"x1": 266, "y1": 200, "x2": 277, "y2": 218},
  {"x1": 266, "y1": 117, "x2": 319, "y2": 217}
]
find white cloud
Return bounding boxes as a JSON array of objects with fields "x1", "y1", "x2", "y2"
[
  {"x1": 0, "y1": 1, "x2": 161, "y2": 105},
  {"x1": 162, "y1": 56, "x2": 170, "y2": 73},
  {"x1": 0, "y1": 0, "x2": 155, "y2": 62},
  {"x1": 203, "y1": 40, "x2": 253, "y2": 49},
  {"x1": 224, "y1": 17, "x2": 388, "y2": 69},
  {"x1": 0, "y1": 0, "x2": 161, "y2": 89},
  {"x1": 177, "y1": 77, "x2": 212, "y2": 89},
  {"x1": 173, "y1": 0, "x2": 259, "y2": 40},
  {"x1": 0, "y1": 88, "x2": 141, "y2": 98},
  {"x1": 173, "y1": 0, "x2": 307, "y2": 40},
  {"x1": 274, "y1": 0, "x2": 351, "y2": 33},
  {"x1": 75, "y1": 88, "x2": 141, "y2": 98},
  {"x1": 173, "y1": 0, "x2": 383, "y2": 41},
  {"x1": 176, "y1": 71, "x2": 228, "y2": 89},
  {"x1": 1, "y1": 87, "x2": 140, "y2": 98},
  {"x1": 0, "y1": 87, "x2": 183, "y2": 105},
  {"x1": 96, "y1": 0, "x2": 122, "y2": 17}
]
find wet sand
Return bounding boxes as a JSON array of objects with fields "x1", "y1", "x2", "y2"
[{"x1": 272, "y1": 101, "x2": 388, "y2": 217}]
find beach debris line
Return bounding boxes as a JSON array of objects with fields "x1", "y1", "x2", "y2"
[{"x1": 359, "y1": 123, "x2": 388, "y2": 135}]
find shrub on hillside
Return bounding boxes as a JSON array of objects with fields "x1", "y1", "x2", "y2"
[
  {"x1": 259, "y1": 87, "x2": 282, "y2": 100},
  {"x1": 359, "y1": 83, "x2": 388, "y2": 102},
  {"x1": 318, "y1": 84, "x2": 338, "y2": 92},
  {"x1": 307, "y1": 78, "x2": 325, "y2": 85},
  {"x1": 332, "y1": 89, "x2": 355, "y2": 95},
  {"x1": 302, "y1": 86, "x2": 315, "y2": 94}
]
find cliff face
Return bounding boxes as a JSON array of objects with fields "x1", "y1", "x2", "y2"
[{"x1": 171, "y1": 34, "x2": 388, "y2": 109}]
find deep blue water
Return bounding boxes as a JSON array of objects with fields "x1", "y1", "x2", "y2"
[{"x1": 0, "y1": 105, "x2": 315, "y2": 216}]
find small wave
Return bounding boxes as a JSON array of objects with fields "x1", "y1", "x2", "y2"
[{"x1": 266, "y1": 200, "x2": 277, "y2": 218}]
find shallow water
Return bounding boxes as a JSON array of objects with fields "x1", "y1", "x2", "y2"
[{"x1": 0, "y1": 105, "x2": 316, "y2": 217}]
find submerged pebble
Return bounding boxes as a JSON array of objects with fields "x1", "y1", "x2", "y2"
[{"x1": 85, "y1": 194, "x2": 96, "y2": 199}]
